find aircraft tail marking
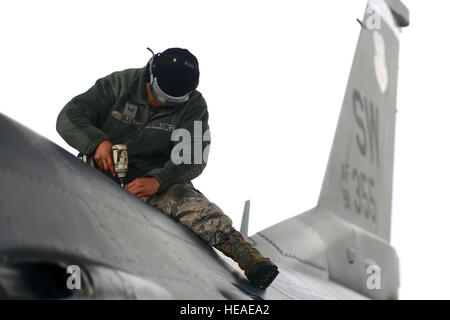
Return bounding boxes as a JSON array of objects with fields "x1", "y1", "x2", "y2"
[{"x1": 317, "y1": 0, "x2": 409, "y2": 242}]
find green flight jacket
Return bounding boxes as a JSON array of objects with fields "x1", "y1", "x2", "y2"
[{"x1": 56, "y1": 66, "x2": 210, "y2": 193}]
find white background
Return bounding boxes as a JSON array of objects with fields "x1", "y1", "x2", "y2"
[{"x1": 1, "y1": 0, "x2": 449, "y2": 299}]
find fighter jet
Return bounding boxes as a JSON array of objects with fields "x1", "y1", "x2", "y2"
[{"x1": 0, "y1": 0, "x2": 409, "y2": 300}]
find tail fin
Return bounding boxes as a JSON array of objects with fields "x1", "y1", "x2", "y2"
[
  {"x1": 252, "y1": 1, "x2": 409, "y2": 299},
  {"x1": 317, "y1": 0, "x2": 409, "y2": 242}
]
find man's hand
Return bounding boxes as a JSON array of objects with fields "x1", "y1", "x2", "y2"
[
  {"x1": 94, "y1": 140, "x2": 116, "y2": 176},
  {"x1": 125, "y1": 177, "x2": 160, "y2": 198}
]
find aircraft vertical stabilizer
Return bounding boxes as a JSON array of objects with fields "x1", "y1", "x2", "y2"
[
  {"x1": 252, "y1": 0, "x2": 409, "y2": 299},
  {"x1": 318, "y1": 0, "x2": 409, "y2": 242}
]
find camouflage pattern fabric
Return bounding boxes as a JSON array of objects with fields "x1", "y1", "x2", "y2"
[{"x1": 144, "y1": 183, "x2": 233, "y2": 246}]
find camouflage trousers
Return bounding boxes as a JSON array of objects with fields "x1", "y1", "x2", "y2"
[{"x1": 143, "y1": 183, "x2": 233, "y2": 246}]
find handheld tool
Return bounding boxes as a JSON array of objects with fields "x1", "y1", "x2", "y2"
[{"x1": 112, "y1": 144, "x2": 128, "y2": 188}]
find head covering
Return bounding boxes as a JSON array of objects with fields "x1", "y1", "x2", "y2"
[{"x1": 151, "y1": 48, "x2": 200, "y2": 97}]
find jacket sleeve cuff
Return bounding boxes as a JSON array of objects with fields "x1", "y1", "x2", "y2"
[
  {"x1": 85, "y1": 132, "x2": 110, "y2": 155},
  {"x1": 145, "y1": 168, "x2": 172, "y2": 194}
]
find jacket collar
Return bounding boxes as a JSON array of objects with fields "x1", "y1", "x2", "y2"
[{"x1": 131, "y1": 66, "x2": 151, "y2": 106}]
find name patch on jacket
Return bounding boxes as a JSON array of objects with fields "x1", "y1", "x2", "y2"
[
  {"x1": 111, "y1": 110, "x2": 141, "y2": 127},
  {"x1": 121, "y1": 114, "x2": 137, "y2": 126},
  {"x1": 145, "y1": 123, "x2": 175, "y2": 131}
]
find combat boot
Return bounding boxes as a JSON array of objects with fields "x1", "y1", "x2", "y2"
[{"x1": 215, "y1": 228, "x2": 279, "y2": 289}]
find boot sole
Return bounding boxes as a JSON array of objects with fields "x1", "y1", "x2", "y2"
[{"x1": 247, "y1": 261, "x2": 279, "y2": 289}]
